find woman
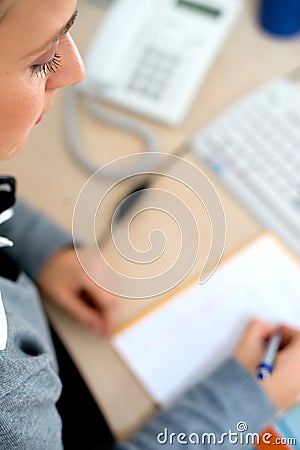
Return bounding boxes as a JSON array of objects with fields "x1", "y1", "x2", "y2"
[{"x1": 1, "y1": 1, "x2": 300, "y2": 449}]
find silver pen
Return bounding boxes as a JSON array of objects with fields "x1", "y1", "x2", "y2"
[{"x1": 256, "y1": 332, "x2": 282, "y2": 380}]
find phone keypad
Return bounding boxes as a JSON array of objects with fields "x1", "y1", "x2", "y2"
[{"x1": 127, "y1": 45, "x2": 179, "y2": 100}]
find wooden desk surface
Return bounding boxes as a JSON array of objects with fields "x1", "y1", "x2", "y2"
[{"x1": 1, "y1": 0, "x2": 300, "y2": 441}]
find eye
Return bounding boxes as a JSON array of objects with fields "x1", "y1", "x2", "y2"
[{"x1": 30, "y1": 52, "x2": 61, "y2": 78}]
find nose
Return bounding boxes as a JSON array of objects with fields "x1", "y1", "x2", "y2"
[{"x1": 45, "y1": 33, "x2": 85, "y2": 91}]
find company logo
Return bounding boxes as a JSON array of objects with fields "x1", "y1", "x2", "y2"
[{"x1": 72, "y1": 153, "x2": 226, "y2": 299}]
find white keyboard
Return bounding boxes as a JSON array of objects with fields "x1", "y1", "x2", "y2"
[{"x1": 191, "y1": 79, "x2": 300, "y2": 257}]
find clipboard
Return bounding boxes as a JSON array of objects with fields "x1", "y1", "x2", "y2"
[{"x1": 111, "y1": 232, "x2": 300, "y2": 406}]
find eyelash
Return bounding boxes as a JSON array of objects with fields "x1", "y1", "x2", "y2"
[{"x1": 31, "y1": 52, "x2": 61, "y2": 78}]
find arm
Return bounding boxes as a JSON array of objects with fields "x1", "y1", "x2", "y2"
[
  {"x1": 1, "y1": 199, "x2": 116, "y2": 334},
  {"x1": 116, "y1": 357, "x2": 276, "y2": 450},
  {"x1": 117, "y1": 320, "x2": 300, "y2": 449}
]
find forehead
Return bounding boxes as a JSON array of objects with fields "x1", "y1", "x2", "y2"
[
  {"x1": 0, "y1": 0, "x2": 77, "y2": 58},
  {"x1": 0, "y1": 0, "x2": 14, "y2": 20}
]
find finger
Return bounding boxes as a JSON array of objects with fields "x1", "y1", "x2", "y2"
[
  {"x1": 80, "y1": 279, "x2": 118, "y2": 335},
  {"x1": 243, "y1": 319, "x2": 276, "y2": 344},
  {"x1": 234, "y1": 319, "x2": 277, "y2": 373},
  {"x1": 80, "y1": 290, "x2": 115, "y2": 336},
  {"x1": 56, "y1": 288, "x2": 107, "y2": 333},
  {"x1": 276, "y1": 324, "x2": 300, "y2": 347}
]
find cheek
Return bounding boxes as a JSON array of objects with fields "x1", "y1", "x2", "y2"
[{"x1": 0, "y1": 76, "x2": 45, "y2": 159}]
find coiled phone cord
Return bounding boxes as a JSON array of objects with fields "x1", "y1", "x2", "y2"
[{"x1": 64, "y1": 84, "x2": 160, "y2": 181}]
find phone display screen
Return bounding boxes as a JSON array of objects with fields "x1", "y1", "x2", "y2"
[{"x1": 177, "y1": 0, "x2": 221, "y2": 17}]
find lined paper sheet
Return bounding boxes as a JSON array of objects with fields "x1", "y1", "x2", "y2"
[{"x1": 111, "y1": 234, "x2": 300, "y2": 406}]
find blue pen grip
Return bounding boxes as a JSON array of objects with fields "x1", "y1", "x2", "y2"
[{"x1": 256, "y1": 362, "x2": 274, "y2": 380}]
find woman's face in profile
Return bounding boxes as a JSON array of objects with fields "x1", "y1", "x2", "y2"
[{"x1": 0, "y1": 0, "x2": 84, "y2": 160}]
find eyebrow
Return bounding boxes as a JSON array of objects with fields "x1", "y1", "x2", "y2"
[{"x1": 26, "y1": 9, "x2": 78, "y2": 59}]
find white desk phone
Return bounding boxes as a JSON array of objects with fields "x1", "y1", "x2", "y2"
[{"x1": 84, "y1": 0, "x2": 243, "y2": 126}]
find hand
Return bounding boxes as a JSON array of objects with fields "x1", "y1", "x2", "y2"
[
  {"x1": 234, "y1": 319, "x2": 300, "y2": 412},
  {"x1": 37, "y1": 248, "x2": 117, "y2": 336}
]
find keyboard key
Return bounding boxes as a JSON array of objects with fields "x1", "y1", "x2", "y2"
[{"x1": 191, "y1": 79, "x2": 300, "y2": 257}]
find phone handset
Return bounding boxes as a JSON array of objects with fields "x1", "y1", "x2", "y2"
[{"x1": 84, "y1": 0, "x2": 155, "y2": 90}]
